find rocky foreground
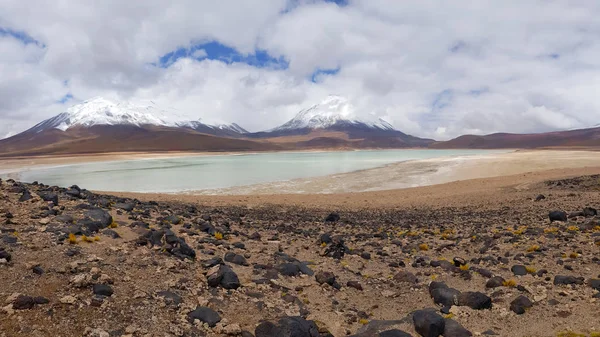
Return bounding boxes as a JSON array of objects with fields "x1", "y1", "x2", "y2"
[{"x1": 0, "y1": 176, "x2": 599, "y2": 337}]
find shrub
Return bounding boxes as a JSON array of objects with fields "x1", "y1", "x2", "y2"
[
  {"x1": 214, "y1": 232, "x2": 223, "y2": 240},
  {"x1": 418, "y1": 243, "x2": 429, "y2": 251},
  {"x1": 109, "y1": 221, "x2": 118, "y2": 228},
  {"x1": 81, "y1": 235, "x2": 94, "y2": 243},
  {"x1": 525, "y1": 266, "x2": 537, "y2": 274},
  {"x1": 503, "y1": 279, "x2": 517, "y2": 287},
  {"x1": 68, "y1": 233, "x2": 77, "y2": 244},
  {"x1": 459, "y1": 264, "x2": 469, "y2": 271},
  {"x1": 569, "y1": 252, "x2": 579, "y2": 258},
  {"x1": 567, "y1": 226, "x2": 579, "y2": 232},
  {"x1": 527, "y1": 245, "x2": 541, "y2": 252},
  {"x1": 359, "y1": 319, "x2": 369, "y2": 325}
]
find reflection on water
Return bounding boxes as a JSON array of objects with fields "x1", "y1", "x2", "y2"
[{"x1": 7, "y1": 150, "x2": 507, "y2": 193}]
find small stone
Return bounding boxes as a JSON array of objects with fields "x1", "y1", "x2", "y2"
[
  {"x1": 187, "y1": 306, "x2": 222, "y2": 327},
  {"x1": 413, "y1": 309, "x2": 445, "y2": 337}
]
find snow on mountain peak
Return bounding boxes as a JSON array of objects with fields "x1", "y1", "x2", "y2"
[
  {"x1": 28, "y1": 97, "x2": 246, "y2": 134},
  {"x1": 274, "y1": 95, "x2": 395, "y2": 131}
]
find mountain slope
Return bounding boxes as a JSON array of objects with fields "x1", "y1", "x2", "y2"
[
  {"x1": 431, "y1": 127, "x2": 600, "y2": 149},
  {"x1": 24, "y1": 97, "x2": 246, "y2": 138},
  {"x1": 251, "y1": 95, "x2": 433, "y2": 148}
]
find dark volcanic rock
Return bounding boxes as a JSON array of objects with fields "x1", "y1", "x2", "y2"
[
  {"x1": 444, "y1": 319, "x2": 473, "y2": 337},
  {"x1": 588, "y1": 279, "x2": 600, "y2": 291},
  {"x1": 347, "y1": 280, "x2": 363, "y2": 291},
  {"x1": 39, "y1": 192, "x2": 59, "y2": 206},
  {"x1": 315, "y1": 271, "x2": 336, "y2": 286},
  {"x1": 457, "y1": 292, "x2": 492, "y2": 310},
  {"x1": 0, "y1": 248, "x2": 12, "y2": 262},
  {"x1": 325, "y1": 213, "x2": 340, "y2": 222},
  {"x1": 224, "y1": 251, "x2": 249, "y2": 266},
  {"x1": 431, "y1": 286, "x2": 460, "y2": 307},
  {"x1": 393, "y1": 271, "x2": 418, "y2": 284},
  {"x1": 379, "y1": 330, "x2": 413, "y2": 337},
  {"x1": 510, "y1": 295, "x2": 533, "y2": 315},
  {"x1": 13, "y1": 295, "x2": 36, "y2": 310},
  {"x1": 207, "y1": 264, "x2": 241, "y2": 290},
  {"x1": 93, "y1": 284, "x2": 114, "y2": 297},
  {"x1": 255, "y1": 316, "x2": 319, "y2": 337},
  {"x1": 511, "y1": 265, "x2": 527, "y2": 276},
  {"x1": 549, "y1": 211, "x2": 568, "y2": 222},
  {"x1": 553, "y1": 275, "x2": 585, "y2": 286},
  {"x1": 413, "y1": 309, "x2": 445, "y2": 337},
  {"x1": 187, "y1": 306, "x2": 221, "y2": 327},
  {"x1": 85, "y1": 208, "x2": 113, "y2": 228},
  {"x1": 486, "y1": 276, "x2": 505, "y2": 289}
]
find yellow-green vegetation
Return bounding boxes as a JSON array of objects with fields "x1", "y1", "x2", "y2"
[
  {"x1": 594, "y1": 226, "x2": 600, "y2": 232},
  {"x1": 527, "y1": 245, "x2": 541, "y2": 252},
  {"x1": 340, "y1": 260, "x2": 348, "y2": 267},
  {"x1": 93, "y1": 236, "x2": 100, "y2": 242},
  {"x1": 569, "y1": 252, "x2": 579, "y2": 258},
  {"x1": 214, "y1": 232, "x2": 224, "y2": 240},
  {"x1": 68, "y1": 233, "x2": 77, "y2": 244},
  {"x1": 556, "y1": 332, "x2": 585, "y2": 337},
  {"x1": 503, "y1": 279, "x2": 517, "y2": 287},
  {"x1": 513, "y1": 226, "x2": 527, "y2": 235},
  {"x1": 443, "y1": 313, "x2": 454, "y2": 319},
  {"x1": 459, "y1": 264, "x2": 469, "y2": 271},
  {"x1": 320, "y1": 242, "x2": 327, "y2": 247},
  {"x1": 406, "y1": 231, "x2": 419, "y2": 237},
  {"x1": 418, "y1": 243, "x2": 429, "y2": 251},
  {"x1": 525, "y1": 266, "x2": 537, "y2": 273},
  {"x1": 81, "y1": 235, "x2": 93, "y2": 243},
  {"x1": 12, "y1": 231, "x2": 19, "y2": 237},
  {"x1": 359, "y1": 319, "x2": 369, "y2": 325},
  {"x1": 544, "y1": 227, "x2": 559, "y2": 234},
  {"x1": 430, "y1": 274, "x2": 438, "y2": 280},
  {"x1": 109, "y1": 220, "x2": 118, "y2": 228},
  {"x1": 567, "y1": 225, "x2": 579, "y2": 232},
  {"x1": 590, "y1": 332, "x2": 600, "y2": 337}
]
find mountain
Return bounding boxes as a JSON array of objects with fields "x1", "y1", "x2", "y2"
[
  {"x1": 431, "y1": 126, "x2": 600, "y2": 149},
  {"x1": 250, "y1": 95, "x2": 433, "y2": 148},
  {"x1": 24, "y1": 97, "x2": 247, "y2": 138}
]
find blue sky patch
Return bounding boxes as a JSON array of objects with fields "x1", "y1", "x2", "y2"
[
  {"x1": 432, "y1": 89, "x2": 453, "y2": 110},
  {"x1": 58, "y1": 93, "x2": 73, "y2": 104},
  {"x1": 0, "y1": 27, "x2": 44, "y2": 47},
  {"x1": 311, "y1": 67, "x2": 340, "y2": 83},
  {"x1": 157, "y1": 41, "x2": 288, "y2": 69}
]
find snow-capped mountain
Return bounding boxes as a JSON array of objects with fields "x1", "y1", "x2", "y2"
[
  {"x1": 272, "y1": 95, "x2": 395, "y2": 132},
  {"x1": 25, "y1": 97, "x2": 246, "y2": 137}
]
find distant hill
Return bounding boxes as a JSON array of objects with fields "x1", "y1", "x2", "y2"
[{"x1": 431, "y1": 127, "x2": 600, "y2": 149}]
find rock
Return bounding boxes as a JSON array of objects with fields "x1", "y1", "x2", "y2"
[
  {"x1": 114, "y1": 202, "x2": 135, "y2": 211},
  {"x1": 379, "y1": 330, "x2": 413, "y2": 337},
  {"x1": 412, "y1": 309, "x2": 445, "y2": 337},
  {"x1": 588, "y1": 279, "x2": 600, "y2": 291},
  {"x1": 457, "y1": 292, "x2": 492, "y2": 310},
  {"x1": 255, "y1": 316, "x2": 319, "y2": 337},
  {"x1": 156, "y1": 290, "x2": 182, "y2": 307},
  {"x1": 443, "y1": 319, "x2": 473, "y2": 337},
  {"x1": 84, "y1": 328, "x2": 110, "y2": 337},
  {"x1": 92, "y1": 284, "x2": 114, "y2": 297},
  {"x1": 553, "y1": 275, "x2": 585, "y2": 286},
  {"x1": 12, "y1": 295, "x2": 36, "y2": 310},
  {"x1": 325, "y1": 213, "x2": 340, "y2": 222},
  {"x1": 187, "y1": 306, "x2": 221, "y2": 327},
  {"x1": 452, "y1": 257, "x2": 466, "y2": 267},
  {"x1": 278, "y1": 263, "x2": 301, "y2": 277},
  {"x1": 361, "y1": 252, "x2": 371, "y2": 260},
  {"x1": 534, "y1": 194, "x2": 545, "y2": 201},
  {"x1": 207, "y1": 264, "x2": 241, "y2": 290},
  {"x1": 315, "y1": 271, "x2": 336, "y2": 286},
  {"x1": 32, "y1": 265, "x2": 44, "y2": 275},
  {"x1": 39, "y1": 192, "x2": 59, "y2": 206},
  {"x1": 511, "y1": 265, "x2": 527, "y2": 276},
  {"x1": 510, "y1": 295, "x2": 533, "y2": 315},
  {"x1": 85, "y1": 208, "x2": 113, "y2": 228},
  {"x1": 347, "y1": 280, "x2": 363, "y2": 291},
  {"x1": 101, "y1": 229, "x2": 121, "y2": 239},
  {"x1": 431, "y1": 286, "x2": 460, "y2": 307},
  {"x1": 224, "y1": 252, "x2": 249, "y2": 266},
  {"x1": 320, "y1": 233, "x2": 332, "y2": 244},
  {"x1": 486, "y1": 276, "x2": 505, "y2": 289},
  {"x1": 0, "y1": 248, "x2": 11, "y2": 262},
  {"x1": 19, "y1": 191, "x2": 32, "y2": 202},
  {"x1": 393, "y1": 271, "x2": 418, "y2": 284},
  {"x1": 549, "y1": 211, "x2": 568, "y2": 222},
  {"x1": 583, "y1": 207, "x2": 597, "y2": 217}
]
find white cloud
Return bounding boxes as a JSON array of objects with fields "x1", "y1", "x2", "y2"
[{"x1": 1, "y1": 0, "x2": 600, "y2": 140}]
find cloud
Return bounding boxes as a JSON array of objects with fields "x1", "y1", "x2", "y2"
[{"x1": 1, "y1": 0, "x2": 600, "y2": 140}]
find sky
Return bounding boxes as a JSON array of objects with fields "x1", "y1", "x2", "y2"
[{"x1": 1, "y1": 0, "x2": 600, "y2": 140}]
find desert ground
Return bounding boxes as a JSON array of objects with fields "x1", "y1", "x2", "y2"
[{"x1": 0, "y1": 149, "x2": 599, "y2": 337}]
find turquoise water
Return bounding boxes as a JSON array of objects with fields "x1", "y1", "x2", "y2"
[{"x1": 10, "y1": 150, "x2": 506, "y2": 193}]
